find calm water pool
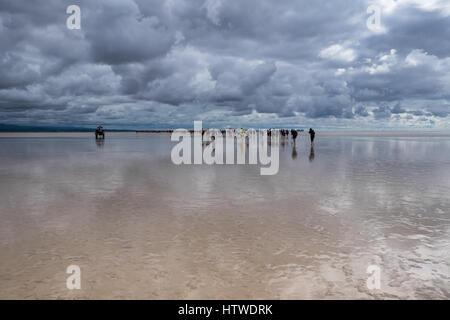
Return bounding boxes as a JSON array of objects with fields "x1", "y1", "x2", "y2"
[{"x1": 0, "y1": 132, "x2": 449, "y2": 299}]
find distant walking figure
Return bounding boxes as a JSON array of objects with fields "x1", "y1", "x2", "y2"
[
  {"x1": 95, "y1": 125, "x2": 105, "y2": 139},
  {"x1": 308, "y1": 128, "x2": 315, "y2": 145},
  {"x1": 291, "y1": 129, "x2": 298, "y2": 142}
]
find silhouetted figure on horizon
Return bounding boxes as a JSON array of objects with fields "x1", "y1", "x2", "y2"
[
  {"x1": 291, "y1": 129, "x2": 298, "y2": 143},
  {"x1": 95, "y1": 125, "x2": 105, "y2": 139},
  {"x1": 308, "y1": 128, "x2": 315, "y2": 145}
]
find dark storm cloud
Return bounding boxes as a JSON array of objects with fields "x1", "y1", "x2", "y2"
[
  {"x1": 0, "y1": 0, "x2": 449, "y2": 128},
  {"x1": 355, "y1": 105, "x2": 369, "y2": 117},
  {"x1": 363, "y1": 6, "x2": 450, "y2": 58},
  {"x1": 83, "y1": 1, "x2": 175, "y2": 65},
  {"x1": 372, "y1": 105, "x2": 392, "y2": 119}
]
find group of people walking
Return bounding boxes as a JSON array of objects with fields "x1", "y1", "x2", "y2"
[
  {"x1": 272, "y1": 128, "x2": 316, "y2": 145},
  {"x1": 99, "y1": 124, "x2": 316, "y2": 145},
  {"x1": 279, "y1": 129, "x2": 298, "y2": 140}
]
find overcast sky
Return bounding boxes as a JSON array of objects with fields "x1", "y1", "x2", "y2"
[{"x1": 0, "y1": 0, "x2": 449, "y2": 129}]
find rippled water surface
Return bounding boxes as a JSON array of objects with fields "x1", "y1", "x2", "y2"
[{"x1": 0, "y1": 132, "x2": 449, "y2": 299}]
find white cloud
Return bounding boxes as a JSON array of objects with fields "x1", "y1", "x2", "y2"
[
  {"x1": 319, "y1": 44, "x2": 356, "y2": 63},
  {"x1": 202, "y1": 0, "x2": 223, "y2": 26},
  {"x1": 335, "y1": 68, "x2": 346, "y2": 76}
]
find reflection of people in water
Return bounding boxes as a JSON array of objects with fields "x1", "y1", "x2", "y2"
[
  {"x1": 309, "y1": 145, "x2": 315, "y2": 162},
  {"x1": 308, "y1": 128, "x2": 315, "y2": 145},
  {"x1": 292, "y1": 143, "x2": 297, "y2": 159},
  {"x1": 95, "y1": 138, "x2": 105, "y2": 148}
]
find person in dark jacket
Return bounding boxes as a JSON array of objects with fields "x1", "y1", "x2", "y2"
[
  {"x1": 308, "y1": 128, "x2": 315, "y2": 145},
  {"x1": 291, "y1": 129, "x2": 298, "y2": 142},
  {"x1": 95, "y1": 125, "x2": 105, "y2": 139}
]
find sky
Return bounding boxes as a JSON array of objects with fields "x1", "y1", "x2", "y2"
[{"x1": 0, "y1": 0, "x2": 449, "y2": 130}]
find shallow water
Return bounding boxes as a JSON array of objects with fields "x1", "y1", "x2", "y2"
[{"x1": 0, "y1": 132, "x2": 449, "y2": 299}]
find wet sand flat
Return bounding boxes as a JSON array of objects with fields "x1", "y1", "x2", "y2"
[{"x1": 0, "y1": 132, "x2": 449, "y2": 299}]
